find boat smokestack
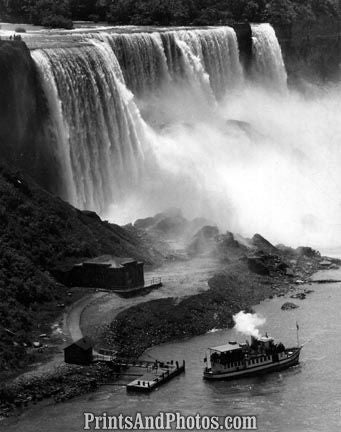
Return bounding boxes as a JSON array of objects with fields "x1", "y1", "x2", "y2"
[{"x1": 251, "y1": 335, "x2": 258, "y2": 344}]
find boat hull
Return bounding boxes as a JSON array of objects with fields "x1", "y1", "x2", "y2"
[{"x1": 203, "y1": 347, "x2": 301, "y2": 381}]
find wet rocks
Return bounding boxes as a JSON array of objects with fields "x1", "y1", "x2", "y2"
[
  {"x1": 251, "y1": 234, "x2": 278, "y2": 254},
  {"x1": 290, "y1": 292, "x2": 306, "y2": 300},
  {"x1": 304, "y1": 289, "x2": 314, "y2": 294},
  {"x1": 281, "y1": 302, "x2": 299, "y2": 311},
  {"x1": 0, "y1": 363, "x2": 115, "y2": 417},
  {"x1": 247, "y1": 257, "x2": 270, "y2": 276},
  {"x1": 296, "y1": 246, "x2": 320, "y2": 258}
]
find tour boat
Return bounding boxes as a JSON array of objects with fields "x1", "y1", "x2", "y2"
[{"x1": 203, "y1": 335, "x2": 302, "y2": 380}]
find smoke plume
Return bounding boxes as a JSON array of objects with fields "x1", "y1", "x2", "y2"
[{"x1": 233, "y1": 311, "x2": 266, "y2": 339}]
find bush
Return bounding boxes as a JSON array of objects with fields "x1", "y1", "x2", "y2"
[
  {"x1": 41, "y1": 14, "x2": 73, "y2": 29},
  {"x1": 15, "y1": 27, "x2": 27, "y2": 33}
]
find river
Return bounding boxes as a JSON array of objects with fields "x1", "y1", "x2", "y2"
[{"x1": 3, "y1": 267, "x2": 341, "y2": 432}]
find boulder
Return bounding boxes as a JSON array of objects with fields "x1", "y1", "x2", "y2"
[
  {"x1": 296, "y1": 246, "x2": 320, "y2": 258},
  {"x1": 290, "y1": 293, "x2": 306, "y2": 300},
  {"x1": 304, "y1": 289, "x2": 314, "y2": 294},
  {"x1": 247, "y1": 257, "x2": 270, "y2": 276},
  {"x1": 319, "y1": 260, "x2": 332, "y2": 267},
  {"x1": 286, "y1": 268, "x2": 295, "y2": 276},
  {"x1": 80, "y1": 210, "x2": 101, "y2": 221},
  {"x1": 251, "y1": 234, "x2": 278, "y2": 254},
  {"x1": 281, "y1": 302, "x2": 299, "y2": 311}
]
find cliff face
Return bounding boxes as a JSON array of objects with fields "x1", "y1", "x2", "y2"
[
  {"x1": 274, "y1": 19, "x2": 341, "y2": 84},
  {"x1": 0, "y1": 41, "x2": 64, "y2": 197},
  {"x1": 234, "y1": 21, "x2": 341, "y2": 84},
  {"x1": 233, "y1": 23, "x2": 253, "y2": 72}
]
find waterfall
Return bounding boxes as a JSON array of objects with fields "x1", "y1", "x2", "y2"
[
  {"x1": 30, "y1": 25, "x2": 287, "y2": 215},
  {"x1": 175, "y1": 28, "x2": 243, "y2": 98},
  {"x1": 31, "y1": 49, "x2": 77, "y2": 205},
  {"x1": 251, "y1": 23, "x2": 287, "y2": 90},
  {"x1": 91, "y1": 32, "x2": 172, "y2": 97},
  {"x1": 32, "y1": 40, "x2": 149, "y2": 211}
]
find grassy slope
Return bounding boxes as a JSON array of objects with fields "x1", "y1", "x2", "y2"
[{"x1": 0, "y1": 162, "x2": 161, "y2": 371}]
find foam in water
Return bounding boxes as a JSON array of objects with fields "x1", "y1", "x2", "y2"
[{"x1": 32, "y1": 23, "x2": 341, "y2": 248}]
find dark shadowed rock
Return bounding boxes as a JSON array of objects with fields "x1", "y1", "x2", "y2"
[
  {"x1": 276, "y1": 244, "x2": 296, "y2": 256},
  {"x1": 221, "y1": 231, "x2": 241, "y2": 249},
  {"x1": 286, "y1": 267, "x2": 295, "y2": 276},
  {"x1": 296, "y1": 246, "x2": 320, "y2": 258},
  {"x1": 215, "y1": 231, "x2": 247, "y2": 261},
  {"x1": 281, "y1": 302, "x2": 299, "y2": 311},
  {"x1": 247, "y1": 257, "x2": 270, "y2": 276},
  {"x1": 291, "y1": 293, "x2": 306, "y2": 300},
  {"x1": 80, "y1": 210, "x2": 101, "y2": 221},
  {"x1": 252, "y1": 234, "x2": 278, "y2": 254}
]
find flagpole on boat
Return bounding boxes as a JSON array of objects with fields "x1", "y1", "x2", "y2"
[{"x1": 296, "y1": 321, "x2": 300, "y2": 347}]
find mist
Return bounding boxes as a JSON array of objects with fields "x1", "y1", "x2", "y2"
[
  {"x1": 105, "y1": 80, "x2": 341, "y2": 249},
  {"x1": 30, "y1": 24, "x2": 341, "y2": 249}
]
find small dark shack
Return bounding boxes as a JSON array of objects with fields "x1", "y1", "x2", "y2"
[{"x1": 64, "y1": 337, "x2": 93, "y2": 365}]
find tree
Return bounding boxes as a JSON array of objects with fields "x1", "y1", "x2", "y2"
[
  {"x1": 107, "y1": 0, "x2": 135, "y2": 24},
  {"x1": 26, "y1": 0, "x2": 73, "y2": 28},
  {"x1": 262, "y1": 0, "x2": 298, "y2": 26},
  {"x1": 70, "y1": 0, "x2": 97, "y2": 20},
  {"x1": 242, "y1": 1, "x2": 260, "y2": 21}
]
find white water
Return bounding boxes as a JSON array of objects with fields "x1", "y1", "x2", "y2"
[{"x1": 31, "y1": 24, "x2": 341, "y2": 248}]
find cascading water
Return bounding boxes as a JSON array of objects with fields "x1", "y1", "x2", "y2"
[
  {"x1": 251, "y1": 23, "x2": 287, "y2": 90},
  {"x1": 175, "y1": 28, "x2": 243, "y2": 98},
  {"x1": 32, "y1": 40, "x2": 151, "y2": 211},
  {"x1": 94, "y1": 32, "x2": 172, "y2": 97},
  {"x1": 31, "y1": 26, "x2": 245, "y2": 212},
  {"x1": 31, "y1": 49, "x2": 77, "y2": 205},
  {"x1": 31, "y1": 24, "x2": 336, "y2": 248}
]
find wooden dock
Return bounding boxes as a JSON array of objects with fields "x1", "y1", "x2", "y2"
[
  {"x1": 92, "y1": 352, "x2": 185, "y2": 392},
  {"x1": 126, "y1": 360, "x2": 185, "y2": 393}
]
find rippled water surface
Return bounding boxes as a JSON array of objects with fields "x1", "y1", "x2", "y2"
[{"x1": 4, "y1": 269, "x2": 341, "y2": 432}]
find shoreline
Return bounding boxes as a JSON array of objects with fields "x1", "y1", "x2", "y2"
[
  {"x1": 0, "y1": 252, "x2": 337, "y2": 419},
  {"x1": 104, "y1": 259, "x2": 321, "y2": 360}
]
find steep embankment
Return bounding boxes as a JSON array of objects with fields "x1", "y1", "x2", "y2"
[{"x1": 0, "y1": 162, "x2": 162, "y2": 371}]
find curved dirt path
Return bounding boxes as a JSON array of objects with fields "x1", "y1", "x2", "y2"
[{"x1": 80, "y1": 256, "x2": 221, "y2": 342}]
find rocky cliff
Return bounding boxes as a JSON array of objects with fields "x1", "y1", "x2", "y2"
[
  {"x1": 275, "y1": 19, "x2": 341, "y2": 84},
  {"x1": 0, "y1": 40, "x2": 65, "y2": 197}
]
